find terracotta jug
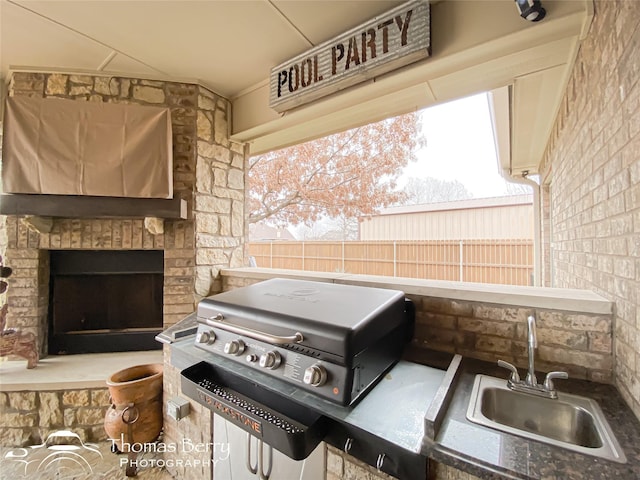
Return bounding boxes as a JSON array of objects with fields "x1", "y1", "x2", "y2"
[{"x1": 104, "y1": 363, "x2": 163, "y2": 451}]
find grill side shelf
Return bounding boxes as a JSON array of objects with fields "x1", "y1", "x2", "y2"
[{"x1": 180, "y1": 362, "x2": 329, "y2": 461}]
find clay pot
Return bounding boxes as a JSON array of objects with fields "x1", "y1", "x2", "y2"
[{"x1": 104, "y1": 363, "x2": 163, "y2": 450}]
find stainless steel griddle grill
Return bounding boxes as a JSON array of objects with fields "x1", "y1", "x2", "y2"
[{"x1": 180, "y1": 278, "x2": 414, "y2": 465}]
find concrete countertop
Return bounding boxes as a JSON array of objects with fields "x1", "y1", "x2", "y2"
[{"x1": 221, "y1": 268, "x2": 613, "y2": 315}]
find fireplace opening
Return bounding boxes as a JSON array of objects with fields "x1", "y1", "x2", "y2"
[{"x1": 48, "y1": 250, "x2": 164, "y2": 354}]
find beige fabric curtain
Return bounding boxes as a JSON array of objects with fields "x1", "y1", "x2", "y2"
[{"x1": 2, "y1": 96, "x2": 173, "y2": 198}]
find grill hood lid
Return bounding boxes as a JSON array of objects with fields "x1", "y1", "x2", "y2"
[{"x1": 197, "y1": 278, "x2": 409, "y2": 363}]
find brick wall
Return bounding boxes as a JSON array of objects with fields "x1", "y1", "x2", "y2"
[
  {"x1": 413, "y1": 296, "x2": 612, "y2": 382},
  {"x1": 539, "y1": 0, "x2": 640, "y2": 418},
  {"x1": 541, "y1": 184, "x2": 552, "y2": 287}
]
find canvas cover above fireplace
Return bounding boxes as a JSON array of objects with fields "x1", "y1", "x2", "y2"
[{"x1": 2, "y1": 96, "x2": 173, "y2": 198}]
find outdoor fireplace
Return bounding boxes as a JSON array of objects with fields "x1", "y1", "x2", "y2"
[
  {"x1": 0, "y1": 72, "x2": 245, "y2": 365},
  {"x1": 48, "y1": 250, "x2": 164, "y2": 354}
]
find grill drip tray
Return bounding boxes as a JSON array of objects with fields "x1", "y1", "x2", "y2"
[{"x1": 181, "y1": 362, "x2": 329, "y2": 460}]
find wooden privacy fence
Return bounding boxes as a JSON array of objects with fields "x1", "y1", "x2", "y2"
[{"x1": 248, "y1": 240, "x2": 534, "y2": 286}]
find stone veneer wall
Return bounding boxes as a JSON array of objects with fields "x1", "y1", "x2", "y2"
[
  {"x1": 538, "y1": 1, "x2": 640, "y2": 418},
  {"x1": 0, "y1": 73, "x2": 245, "y2": 474},
  {"x1": 2, "y1": 72, "x2": 245, "y2": 354},
  {"x1": 0, "y1": 388, "x2": 111, "y2": 447},
  {"x1": 222, "y1": 271, "x2": 614, "y2": 382},
  {"x1": 162, "y1": 348, "x2": 213, "y2": 480},
  {"x1": 327, "y1": 446, "x2": 481, "y2": 480},
  {"x1": 427, "y1": 462, "x2": 482, "y2": 480},
  {"x1": 326, "y1": 445, "x2": 395, "y2": 480}
]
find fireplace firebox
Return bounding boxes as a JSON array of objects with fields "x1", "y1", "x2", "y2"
[{"x1": 48, "y1": 250, "x2": 164, "y2": 354}]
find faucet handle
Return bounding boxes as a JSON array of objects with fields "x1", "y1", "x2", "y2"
[
  {"x1": 543, "y1": 371, "x2": 568, "y2": 391},
  {"x1": 497, "y1": 360, "x2": 521, "y2": 383}
]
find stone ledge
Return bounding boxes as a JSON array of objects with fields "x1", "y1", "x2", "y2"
[
  {"x1": 0, "y1": 351, "x2": 163, "y2": 392},
  {"x1": 220, "y1": 268, "x2": 613, "y2": 315}
]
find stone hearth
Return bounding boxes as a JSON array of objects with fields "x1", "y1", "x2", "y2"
[{"x1": 0, "y1": 351, "x2": 162, "y2": 446}]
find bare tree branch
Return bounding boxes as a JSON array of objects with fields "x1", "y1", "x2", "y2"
[{"x1": 248, "y1": 112, "x2": 423, "y2": 225}]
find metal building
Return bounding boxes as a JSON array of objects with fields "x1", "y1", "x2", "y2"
[{"x1": 359, "y1": 195, "x2": 533, "y2": 241}]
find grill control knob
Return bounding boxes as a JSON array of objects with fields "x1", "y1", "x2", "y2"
[
  {"x1": 259, "y1": 351, "x2": 282, "y2": 370},
  {"x1": 196, "y1": 330, "x2": 215, "y2": 345},
  {"x1": 303, "y1": 364, "x2": 328, "y2": 387},
  {"x1": 224, "y1": 339, "x2": 246, "y2": 355}
]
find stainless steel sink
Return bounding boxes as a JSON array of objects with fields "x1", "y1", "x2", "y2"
[{"x1": 466, "y1": 375, "x2": 627, "y2": 463}]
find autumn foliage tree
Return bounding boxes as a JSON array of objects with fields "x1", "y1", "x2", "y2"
[{"x1": 248, "y1": 112, "x2": 423, "y2": 225}]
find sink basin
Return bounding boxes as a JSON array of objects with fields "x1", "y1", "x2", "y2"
[{"x1": 466, "y1": 375, "x2": 626, "y2": 463}]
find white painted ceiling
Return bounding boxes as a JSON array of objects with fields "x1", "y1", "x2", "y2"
[
  {"x1": 1, "y1": 0, "x2": 407, "y2": 99},
  {"x1": 1, "y1": 0, "x2": 591, "y2": 176}
]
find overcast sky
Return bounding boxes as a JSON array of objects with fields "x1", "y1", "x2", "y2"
[{"x1": 401, "y1": 92, "x2": 515, "y2": 198}]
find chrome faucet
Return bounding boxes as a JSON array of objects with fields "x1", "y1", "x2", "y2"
[
  {"x1": 497, "y1": 314, "x2": 568, "y2": 399},
  {"x1": 526, "y1": 314, "x2": 538, "y2": 386}
]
